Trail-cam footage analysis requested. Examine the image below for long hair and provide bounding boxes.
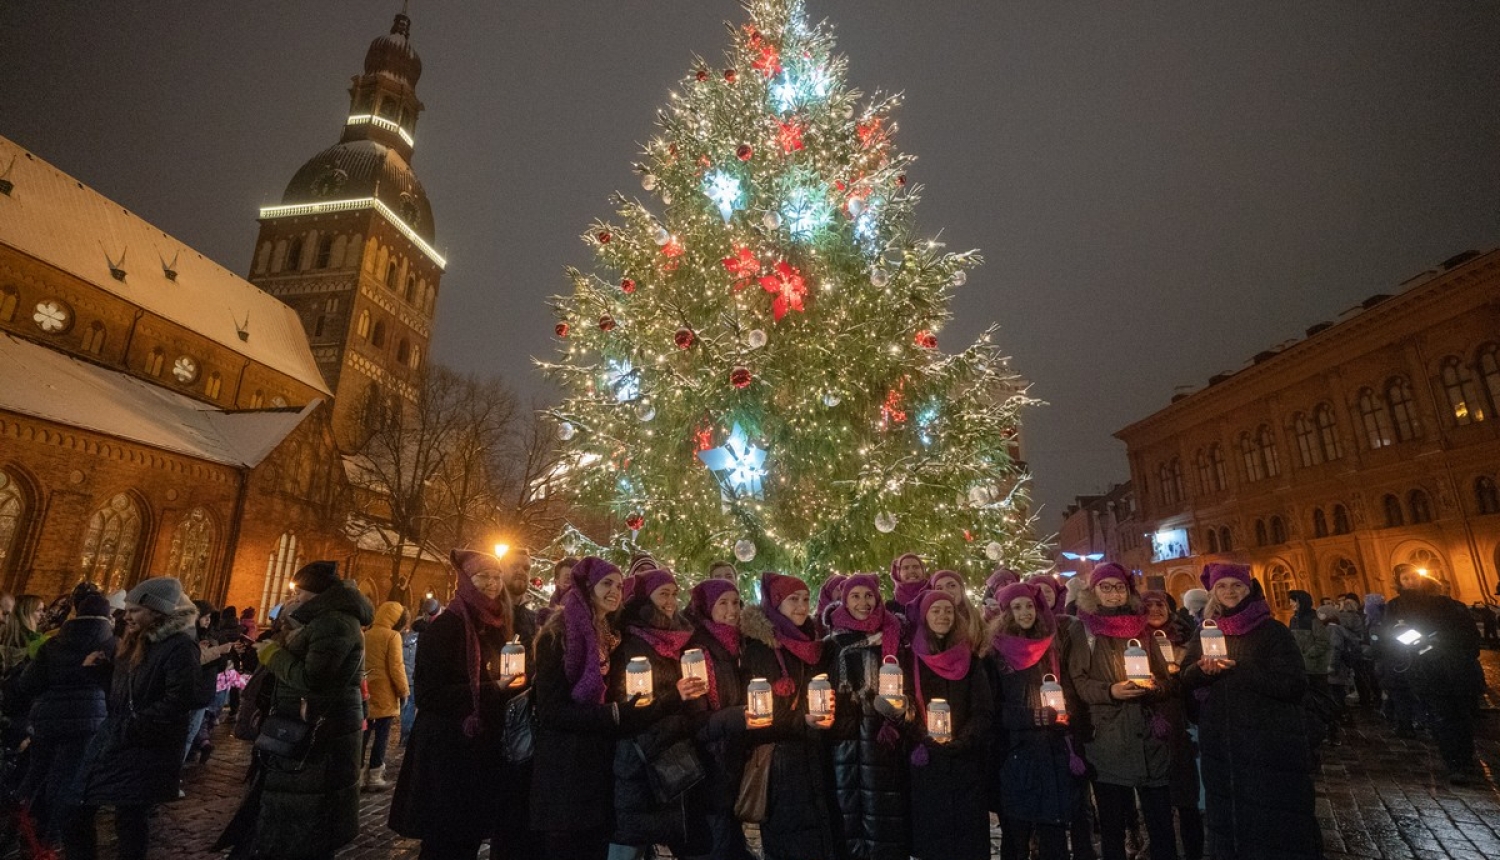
[920,603,975,654]
[1,594,44,649]
[117,608,168,668]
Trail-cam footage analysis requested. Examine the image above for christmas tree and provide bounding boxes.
[541,0,1044,583]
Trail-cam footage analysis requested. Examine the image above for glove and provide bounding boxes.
[618,696,661,733]
[1032,706,1058,727]
[872,694,905,720]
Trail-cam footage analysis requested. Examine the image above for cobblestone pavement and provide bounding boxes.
[94,651,1500,859]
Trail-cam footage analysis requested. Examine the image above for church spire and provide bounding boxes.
[341,6,424,161]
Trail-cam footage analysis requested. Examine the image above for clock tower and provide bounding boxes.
[247,8,441,449]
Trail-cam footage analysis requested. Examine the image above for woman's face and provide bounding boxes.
[926,601,955,636]
[845,585,877,620]
[1341,597,1359,613]
[1095,578,1129,609]
[1144,598,1170,627]
[197,613,213,630]
[553,563,574,590]
[650,583,680,617]
[936,577,965,602]
[28,604,44,629]
[1009,596,1037,631]
[710,591,742,626]
[593,573,623,614]
[709,564,737,582]
[1213,579,1250,609]
[897,556,926,584]
[124,605,156,634]
[1398,568,1421,590]
[778,590,810,626]
[469,568,505,601]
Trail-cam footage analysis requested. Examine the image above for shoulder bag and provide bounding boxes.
[502,689,536,763]
[734,743,774,823]
[635,736,705,803]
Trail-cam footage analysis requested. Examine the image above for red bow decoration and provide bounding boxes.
[753,45,782,78]
[777,120,805,154]
[758,261,809,321]
[722,246,761,290]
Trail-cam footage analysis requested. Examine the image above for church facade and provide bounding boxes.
[0,9,452,614]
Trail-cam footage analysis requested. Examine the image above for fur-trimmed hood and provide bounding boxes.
[740,604,779,649]
[147,599,199,643]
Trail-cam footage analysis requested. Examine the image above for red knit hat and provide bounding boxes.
[761,572,809,609]
[1087,562,1134,591]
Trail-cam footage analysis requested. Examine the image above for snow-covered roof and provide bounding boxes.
[0,332,315,468]
[343,514,444,563]
[0,136,330,395]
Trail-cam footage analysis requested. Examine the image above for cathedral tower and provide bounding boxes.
[248,8,441,449]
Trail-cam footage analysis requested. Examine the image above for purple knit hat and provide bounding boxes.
[690,579,738,620]
[890,552,925,583]
[761,572,809,609]
[985,568,1020,597]
[842,573,884,603]
[815,574,849,617]
[1088,562,1134,592]
[1200,562,1253,591]
[633,568,677,603]
[929,570,965,594]
[570,556,620,593]
[994,581,1046,613]
[916,589,957,624]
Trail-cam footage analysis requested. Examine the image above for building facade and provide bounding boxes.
[1054,482,1149,583]
[1116,248,1500,614]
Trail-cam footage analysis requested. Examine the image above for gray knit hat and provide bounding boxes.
[126,576,184,615]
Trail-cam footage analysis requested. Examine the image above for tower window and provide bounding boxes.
[314,315,327,338]
[1332,505,1352,535]
[146,348,165,377]
[357,310,371,340]
[1477,476,1500,515]
[81,321,106,355]
[371,320,387,349]
[1382,494,1404,528]
[404,275,416,304]
[314,236,334,269]
[1386,378,1422,442]
[1313,508,1328,538]
[396,339,410,365]
[1408,489,1434,524]
[205,372,222,400]
[386,262,399,289]
[250,390,265,409]
[0,286,16,322]
[286,237,304,273]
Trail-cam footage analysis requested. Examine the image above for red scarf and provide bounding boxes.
[698,621,742,710]
[993,631,1056,673]
[447,576,512,738]
[766,606,822,695]
[629,625,693,661]
[1079,608,1148,640]
[830,604,901,662]
[912,633,972,715]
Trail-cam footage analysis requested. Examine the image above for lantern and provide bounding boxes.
[1040,673,1068,723]
[878,655,904,697]
[500,636,526,686]
[680,648,707,683]
[1201,619,1228,658]
[1124,639,1153,687]
[926,698,953,743]
[1152,629,1178,666]
[809,674,835,719]
[626,656,654,705]
[747,677,774,728]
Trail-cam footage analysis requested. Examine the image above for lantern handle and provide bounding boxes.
[1126,638,1143,648]
[881,654,899,666]
[1042,673,1059,684]
[1152,629,1168,639]
[1202,619,1220,631]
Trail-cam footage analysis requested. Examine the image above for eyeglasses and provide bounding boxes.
[1096,583,1128,594]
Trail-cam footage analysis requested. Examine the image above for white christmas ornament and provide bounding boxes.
[747,329,768,350]
[557,422,577,441]
[874,512,898,534]
[870,268,890,288]
[952,270,967,287]
[985,541,1004,562]
[661,190,673,205]
[642,173,658,191]
[734,540,757,563]
[762,210,782,230]
[635,401,656,422]
[654,226,671,246]
[822,392,842,408]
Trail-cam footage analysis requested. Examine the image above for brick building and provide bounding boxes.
[0,9,454,613]
[1054,482,1149,582]
[1115,248,1500,614]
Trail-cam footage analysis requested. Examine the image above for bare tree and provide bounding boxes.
[490,400,574,551]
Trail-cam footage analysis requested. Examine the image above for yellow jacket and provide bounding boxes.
[363,601,410,719]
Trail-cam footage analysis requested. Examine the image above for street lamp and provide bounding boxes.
[493,543,510,559]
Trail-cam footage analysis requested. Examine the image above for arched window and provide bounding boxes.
[250,390,265,409]
[1270,516,1287,544]
[1255,519,1269,546]
[164,508,214,598]
[409,344,421,370]
[205,372,222,400]
[285,237,304,273]
[313,315,326,338]
[1480,345,1500,418]
[1476,476,1500,516]
[1386,378,1422,442]
[1219,526,1233,552]
[1382,494,1404,528]
[0,470,26,579]
[1240,433,1264,483]
[81,321,106,354]
[260,532,301,621]
[385,261,399,289]
[1293,413,1320,468]
[396,339,411,366]
[1206,528,1220,554]
[1332,504,1352,535]
[1313,508,1329,538]
[1195,449,1212,495]
[80,493,142,593]
[0,286,16,322]
[314,235,334,270]
[1169,459,1185,504]
[1314,403,1342,462]
[1267,564,1294,613]
[1258,425,1281,478]
[1210,444,1227,491]
[371,320,387,349]
[145,348,165,377]
[1440,357,1485,425]
[1357,389,1392,449]
[1405,548,1449,592]
[404,275,417,304]
[1408,489,1434,524]
[357,310,371,340]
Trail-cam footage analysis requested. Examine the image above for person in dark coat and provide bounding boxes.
[739,572,837,860]
[826,572,911,860]
[886,553,929,630]
[685,578,754,860]
[1179,563,1319,860]
[989,581,1083,860]
[19,593,116,842]
[63,577,203,860]
[1066,564,1180,860]
[530,557,638,860]
[1143,590,1203,860]
[246,561,373,860]
[606,569,710,858]
[186,599,236,765]
[1383,564,1484,783]
[905,589,992,860]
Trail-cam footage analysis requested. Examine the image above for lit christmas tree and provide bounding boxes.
[541,0,1044,583]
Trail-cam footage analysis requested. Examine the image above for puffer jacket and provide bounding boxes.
[826,627,910,860]
[363,601,409,719]
[21,615,116,740]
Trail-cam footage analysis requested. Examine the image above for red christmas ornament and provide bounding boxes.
[599,314,616,332]
[857,118,885,148]
[737,144,754,162]
[915,330,938,349]
[882,378,908,425]
[626,513,645,532]
[621,278,637,294]
[531,577,544,587]
[723,68,738,83]
[674,327,696,349]
[730,366,753,389]
[753,45,782,78]
[896,174,908,187]
[722,246,761,290]
[695,68,709,82]
[597,230,612,244]
[964,530,974,543]
[554,322,570,338]
[777,120,805,154]
[758,260,809,321]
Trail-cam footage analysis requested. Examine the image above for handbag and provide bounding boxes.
[502,690,535,763]
[254,698,322,770]
[635,737,705,803]
[733,743,774,823]
[232,666,275,741]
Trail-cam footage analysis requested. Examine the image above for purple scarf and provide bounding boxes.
[766,606,822,696]
[629,624,693,660]
[1214,597,1272,636]
[447,572,513,738]
[562,586,609,705]
[699,620,742,709]
[993,631,1056,673]
[1079,608,1148,640]
[830,604,902,662]
[893,579,927,609]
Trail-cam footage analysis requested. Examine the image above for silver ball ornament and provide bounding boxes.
[747,329,768,350]
[557,422,577,441]
[734,539,757,563]
[870,267,890,288]
[641,173,658,191]
[985,541,1004,562]
[874,512,898,534]
[762,210,782,230]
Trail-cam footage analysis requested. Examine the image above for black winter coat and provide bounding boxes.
[21,616,115,741]
[1384,590,1483,699]
[529,613,623,835]
[991,650,1081,826]
[688,626,749,816]
[1180,612,1319,860]
[739,607,837,860]
[826,629,910,860]
[75,607,201,807]
[388,605,535,847]
[906,652,993,860]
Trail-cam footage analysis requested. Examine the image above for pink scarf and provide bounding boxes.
[912,633,972,715]
[698,621,742,710]
[1079,608,1148,640]
[830,604,901,662]
[893,579,927,608]
[629,624,692,660]
[447,573,512,738]
[993,631,1056,673]
[1215,597,1272,636]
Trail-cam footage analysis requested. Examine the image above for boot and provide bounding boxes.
[362,764,389,792]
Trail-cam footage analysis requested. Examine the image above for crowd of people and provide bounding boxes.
[0,549,1484,860]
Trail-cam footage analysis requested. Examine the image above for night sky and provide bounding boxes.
[5,2,1499,529]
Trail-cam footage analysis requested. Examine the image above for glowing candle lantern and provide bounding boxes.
[626,657,654,705]
[878,655,903,697]
[680,648,707,683]
[1153,629,1178,666]
[747,677,774,727]
[1201,619,1228,658]
[500,636,526,686]
[1124,639,1153,686]
[926,698,952,742]
[1040,673,1068,723]
[809,674,834,719]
